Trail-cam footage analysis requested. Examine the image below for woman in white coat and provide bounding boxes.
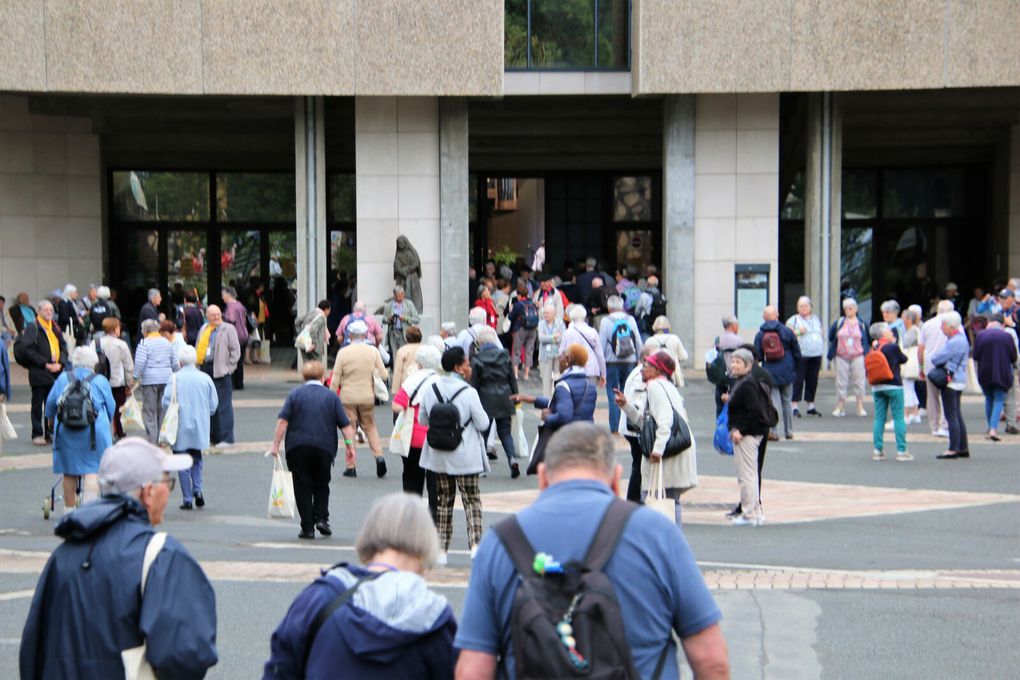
[614,351,697,525]
[644,316,689,387]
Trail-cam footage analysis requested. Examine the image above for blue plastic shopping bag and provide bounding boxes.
[713,403,733,455]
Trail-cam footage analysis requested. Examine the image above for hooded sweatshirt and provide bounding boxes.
[20,496,218,680]
[264,563,457,679]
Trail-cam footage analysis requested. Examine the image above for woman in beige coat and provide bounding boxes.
[615,351,697,526]
[330,320,389,478]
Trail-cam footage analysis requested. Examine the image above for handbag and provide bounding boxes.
[267,455,297,519]
[644,463,676,523]
[121,532,167,680]
[927,363,951,390]
[120,393,146,432]
[158,375,179,448]
[638,382,692,458]
[373,374,389,402]
[901,346,920,380]
[1,401,17,440]
[388,408,414,456]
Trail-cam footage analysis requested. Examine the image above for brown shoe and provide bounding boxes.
[32,436,48,446]
[767,432,779,442]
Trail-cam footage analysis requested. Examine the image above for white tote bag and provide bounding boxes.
[388,408,414,456]
[512,405,530,461]
[121,532,167,680]
[157,375,179,448]
[373,374,390,402]
[120,394,146,432]
[645,463,675,523]
[267,455,297,519]
[1,401,17,440]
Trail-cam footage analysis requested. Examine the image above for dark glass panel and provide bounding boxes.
[112,171,209,222]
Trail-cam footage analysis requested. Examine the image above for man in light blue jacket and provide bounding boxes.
[163,345,218,509]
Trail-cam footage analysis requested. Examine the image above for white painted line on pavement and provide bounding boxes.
[251,541,472,556]
[0,589,35,602]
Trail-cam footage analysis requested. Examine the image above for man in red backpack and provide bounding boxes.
[753,306,801,441]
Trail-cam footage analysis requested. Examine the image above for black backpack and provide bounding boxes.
[12,326,33,368]
[426,384,470,451]
[649,291,667,320]
[494,499,671,680]
[93,339,111,379]
[89,301,111,332]
[57,370,98,448]
[522,299,540,329]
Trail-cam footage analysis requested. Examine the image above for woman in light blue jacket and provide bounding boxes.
[163,345,218,509]
[786,296,824,417]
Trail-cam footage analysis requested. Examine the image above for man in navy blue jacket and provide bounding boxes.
[20,438,217,680]
[754,305,802,441]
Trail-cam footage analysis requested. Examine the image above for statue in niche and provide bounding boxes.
[393,235,423,312]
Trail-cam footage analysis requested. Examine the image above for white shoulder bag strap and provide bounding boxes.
[122,531,167,680]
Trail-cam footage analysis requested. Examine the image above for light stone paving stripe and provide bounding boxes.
[0,548,1015,590]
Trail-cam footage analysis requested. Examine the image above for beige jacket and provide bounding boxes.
[390,342,421,394]
[202,322,241,379]
[98,334,134,387]
[331,342,388,406]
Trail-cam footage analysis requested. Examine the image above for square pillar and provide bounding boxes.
[804,93,842,333]
[662,95,696,348]
[355,97,441,333]
[295,96,327,315]
[440,97,470,325]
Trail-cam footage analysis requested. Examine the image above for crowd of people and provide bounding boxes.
[9,264,1019,680]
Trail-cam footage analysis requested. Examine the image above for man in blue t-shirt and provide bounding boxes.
[455,422,729,680]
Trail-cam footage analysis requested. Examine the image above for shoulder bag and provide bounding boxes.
[121,532,167,680]
[638,382,692,458]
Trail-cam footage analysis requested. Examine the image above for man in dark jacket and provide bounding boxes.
[138,288,163,341]
[18,300,68,445]
[470,326,521,478]
[973,314,1019,440]
[753,305,801,441]
[20,438,217,680]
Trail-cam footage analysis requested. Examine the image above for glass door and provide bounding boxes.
[168,230,208,301]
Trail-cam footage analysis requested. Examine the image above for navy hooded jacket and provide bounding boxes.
[753,320,802,386]
[20,495,218,680]
[533,367,597,428]
[264,563,457,679]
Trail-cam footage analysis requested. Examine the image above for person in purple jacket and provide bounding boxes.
[264,493,456,680]
[972,313,1019,441]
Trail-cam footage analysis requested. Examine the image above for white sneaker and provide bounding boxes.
[730,516,763,527]
[918,408,927,418]
[896,451,914,462]
[872,450,887,461]
[832,408,846,417]
[884,421,894,431]
[857,409,868,417]
[436,552,448,566]
[934,428,950,438]
[470,545,478,560]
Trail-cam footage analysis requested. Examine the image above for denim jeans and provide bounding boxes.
[982,386,1007,431]
[494,416,517,465]
[872,388,906,453]
[605,362,635,433]
[174,450,204,503]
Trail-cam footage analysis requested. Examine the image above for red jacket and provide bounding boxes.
[474,298,498,328]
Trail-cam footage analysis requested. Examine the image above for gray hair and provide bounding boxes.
[606,295,624,312]
[221,286,237,299]
[936,300,954,314]
[474,325,499,346]
[731,348,754,368]
[72,345,99,370]
[62,284,78,299]
[424,335,446,354]
[38,300,54,313]
[652,315,671,332]
[544,423,616,478]
[177,345,198,366]
[468,307,487,326]
[543,303,557,314]
[842,298,858,311]
[941,311,962,329]
[880,300,900,314]
[797,295,812,308]
[902,308,920,324]
[97,285,111,299]
[869,322,889,341]
[722,314,739,330]
[147,288,160,302]
[140,319,160,336]
[568,304,587,323]
[353,300,367,313]
[393,285,405,296]
[355,493,440,569]
[908,304,923,319]
[585,257,597,270]
[415,345,442,371]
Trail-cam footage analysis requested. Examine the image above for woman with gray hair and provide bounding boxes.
[45,344,116,514]
[827,298,869,417]
[133,318,179,444]
[391,345,442,520]
[162,345,218,510]
[646,315,689,387]
[264,493,456,678]
[536,302,566,397]
[786,295,823,416]
[900,307,922,423]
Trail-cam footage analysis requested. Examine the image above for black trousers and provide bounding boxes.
[402,447,438,522]
[792,356,822,403]
[285,446,332,533]
[940,387,969,453]
[31,385,51,438]
[232,359,244,390]
[915,379,927,409]
[626,435,643,503]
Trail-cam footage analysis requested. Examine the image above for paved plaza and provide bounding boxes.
[1,360,1018,678]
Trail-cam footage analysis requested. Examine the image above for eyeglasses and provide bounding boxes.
[150,476,176,492]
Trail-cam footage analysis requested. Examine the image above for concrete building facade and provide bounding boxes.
[1,0,1018,357]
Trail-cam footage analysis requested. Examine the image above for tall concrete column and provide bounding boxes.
[804,93,842,334]
[439,98,470,324]
[295,96,327,315]
[662,95,696,346]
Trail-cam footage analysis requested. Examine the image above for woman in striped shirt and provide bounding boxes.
[133,319,179,444]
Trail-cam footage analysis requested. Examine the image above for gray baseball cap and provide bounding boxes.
[99,437,191,495]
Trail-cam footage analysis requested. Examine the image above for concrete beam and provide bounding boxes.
[440,98,470,326]
[662,95,696,347]
[295,96,327,316]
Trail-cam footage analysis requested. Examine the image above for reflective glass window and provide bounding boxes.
[327,174,356,224]
[168,231,208,299]
[216,173,295,222]
[271,231,298,287]
[614,176,653,222]
[597,0,629,68]
[112,171,210,222]
[531,0,596,69]
[882,169,965,219]
[221,230,261,288]
[842,170,877,219]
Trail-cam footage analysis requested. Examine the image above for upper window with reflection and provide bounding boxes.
[506,0,630,71]
[613,176,653,222]
[842,169,877,220]
[216,173,295,222]
[882,169,965,219]
[112,171,210,222]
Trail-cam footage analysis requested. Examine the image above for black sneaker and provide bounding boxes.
[725,506,741,519]
[1006,425,1019,435]
[315,521,332,536]
[194,492,205,508]
[792,408,801,418]
[342,468,357,478]
[806,408,822,417]
[376,458,387,478]
[298,530,316,540]
[179,501,193,510]
[486,449,498,461]
[511,462,520,479]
